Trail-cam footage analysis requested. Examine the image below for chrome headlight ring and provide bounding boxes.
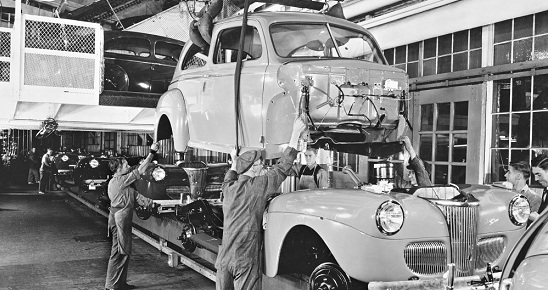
[508,194,530,226]
[152,166,166,181]
[89,159,99,168]
[376,200,405,236]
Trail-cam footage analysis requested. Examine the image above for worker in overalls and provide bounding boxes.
[215,118,306,290]
[104,142,158,290]
[296,147,329,189]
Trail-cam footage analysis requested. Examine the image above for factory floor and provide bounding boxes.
[0,184,215,290]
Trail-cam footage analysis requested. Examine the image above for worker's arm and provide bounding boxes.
[138,142,159,175]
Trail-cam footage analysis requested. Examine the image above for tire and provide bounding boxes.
[308,262,352,290]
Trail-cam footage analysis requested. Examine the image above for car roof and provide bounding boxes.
[104,30,185,46]
[219,11,366,31]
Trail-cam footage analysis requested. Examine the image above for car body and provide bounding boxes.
[499,207,548,290]
[53,152,80,188]
[145,183,528,288]
[155,11,408,159]
[73,156,111,191]
[103,31,185,94]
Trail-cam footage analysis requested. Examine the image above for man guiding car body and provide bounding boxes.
[104,142,159,290]
[215,117,307,290]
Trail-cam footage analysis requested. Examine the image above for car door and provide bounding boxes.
[195,22,268,151]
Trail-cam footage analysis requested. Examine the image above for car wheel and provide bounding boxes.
[308,262,351,290]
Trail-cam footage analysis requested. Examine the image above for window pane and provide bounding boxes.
[494,43,511,65]
[453,52,468,71]
[491,149,509,182]
[514,15,533,39]
[533,74,548,110]
[454,101,468,130]
[384,48,394,65]
[532,111,548,147]
[434,164,448,184]
[453,30,468,52]
[513,38,533,63]
[435,134,449,161]
[437,103,451,131]
[407,62,419,78]
[510,149,530,164]
[512,77,531,111]
[536,10,548,35]
[421,104,434,131]
[469,49,482,69]
[451,166,466,184]
[423,59,436,76]
[437,55,451,74]
[408,42,419,62]
[534,35,548,60]
[452,133,467,162]
[493,114,510,148]
[512,113,531,148]
[395,64,406,71]
[395,45,406,64]
[494,19,512,43]
[155,41,183,62]
[424,38,437,58]
[420,134,433,161]
[494,80,511,113]
[470,27,482,49]
[438,34,452,55]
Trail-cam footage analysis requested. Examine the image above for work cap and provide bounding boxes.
[235,149,263,174]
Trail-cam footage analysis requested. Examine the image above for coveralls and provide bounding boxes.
[297,163,329,189]
[39,152,53,192]
[215,147,298,290]
[394,156,433,188]
[105,168,152,290]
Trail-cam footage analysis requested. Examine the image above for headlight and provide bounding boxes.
[152,167,166,181]
[61,155,69,162]
[89,159,99,168]
[376,200,404,235]
[508,195,530,225]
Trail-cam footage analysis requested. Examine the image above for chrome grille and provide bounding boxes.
[436,202,479,277]
[404,241,447,275]
[475,236,505,270]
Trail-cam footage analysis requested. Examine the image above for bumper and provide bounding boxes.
[368,272,500,290]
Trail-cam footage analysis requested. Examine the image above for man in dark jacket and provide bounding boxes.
[27,147,40,184]
[104,142,158,290]
[215,118,306,290]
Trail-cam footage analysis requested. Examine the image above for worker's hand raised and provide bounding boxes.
[150,142,159,152]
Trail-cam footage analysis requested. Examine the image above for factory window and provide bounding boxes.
[332,151,359,173]
[383,27,481,78]
[87,132,100,145]
[104,132,116,151]
[384,42,419,78]
[422,27,482,76]
[490,74,548,183]
[494,11,548,65]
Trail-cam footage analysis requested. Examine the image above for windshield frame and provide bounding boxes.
[269,21,387,64]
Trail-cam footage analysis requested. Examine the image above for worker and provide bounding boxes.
[38,148,54,194]
[104,142,159,290]
[531,154,548,220]
[504,161,541,222]
[215,117,306,290]
[294,147,329,189]
[394,136,432,188]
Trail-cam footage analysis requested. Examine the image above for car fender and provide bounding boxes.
[263,190,451,282]
[155,89,189,152]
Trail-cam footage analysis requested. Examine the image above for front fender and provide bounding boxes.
[155,89,189,152]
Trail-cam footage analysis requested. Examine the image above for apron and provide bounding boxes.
[298,165,319,189]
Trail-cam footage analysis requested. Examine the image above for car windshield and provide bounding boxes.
[270,23,385,64]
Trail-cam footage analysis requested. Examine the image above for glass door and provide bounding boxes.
[412,84,483,184]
